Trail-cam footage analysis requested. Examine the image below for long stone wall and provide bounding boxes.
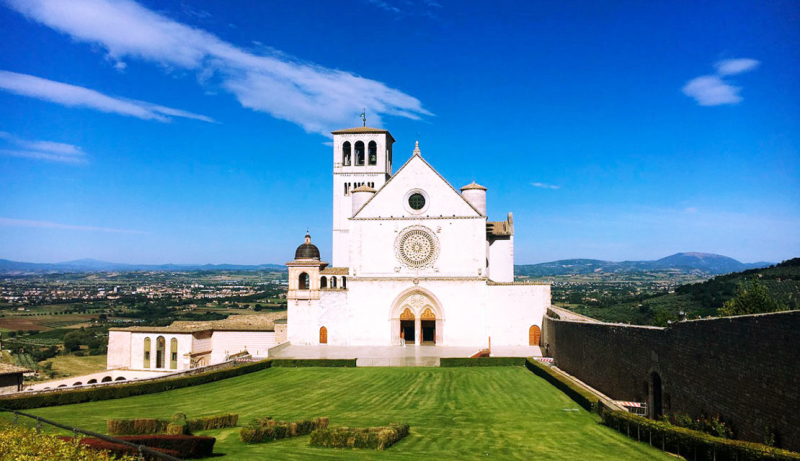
[542,308,800,451]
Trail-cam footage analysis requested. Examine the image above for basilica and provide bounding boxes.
[287,126,550,348]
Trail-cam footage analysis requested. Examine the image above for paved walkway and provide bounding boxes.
[271,345,542,367]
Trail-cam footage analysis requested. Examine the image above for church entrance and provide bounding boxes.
[391,290,444,346]
[421,320,436,344]
[400,320,415,344]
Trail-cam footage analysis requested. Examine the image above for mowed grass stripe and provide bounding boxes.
[16,367,671,460]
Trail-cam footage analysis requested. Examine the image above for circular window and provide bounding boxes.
[408,193,426,210]
[395,226,440,269]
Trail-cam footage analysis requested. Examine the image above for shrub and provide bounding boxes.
[0,359,272,410]
[524,358,599,412]
[440,357,526,367]
[108,413,238,436]
[0,423,135,461]
[107,418,168,435]
[65,437,179,461]
[116,435,216,459]
[602,410,800,461]
[239,416,329,444]
[271,359,356,367]
[309,423,409,450]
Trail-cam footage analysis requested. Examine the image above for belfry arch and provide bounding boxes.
[389,288,444,345]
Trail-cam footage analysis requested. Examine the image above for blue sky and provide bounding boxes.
[0,0,798,265]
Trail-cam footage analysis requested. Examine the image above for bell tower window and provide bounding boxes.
[355,141,365,166]
[368,141,377,165]
[342,141,351,166]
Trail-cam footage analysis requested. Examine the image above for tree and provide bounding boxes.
[63,331,82,352]
[717,277,787,316]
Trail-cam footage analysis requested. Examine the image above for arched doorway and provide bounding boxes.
[319,326,328,344]
[389,288,444,346]
[529,325,541,346]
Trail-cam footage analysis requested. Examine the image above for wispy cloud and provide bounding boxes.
[0,132,88,163]
[0,217,146,234]
[367,0,401,14]
[0,70,215,123]
[531,182,560,190]
[682,57,760,106]
[5,0,431,136]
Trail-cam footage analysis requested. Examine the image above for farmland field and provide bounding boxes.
[39,354,108,378]
[14,367,671,460]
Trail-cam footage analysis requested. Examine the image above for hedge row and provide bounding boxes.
[271,359,357,367]
[524,358,598,412]
[309,423,410,450]
[108,413,239,436]
[439,357,526,367]
[602,410,800,461]
[239,416,329,444]
[0,360,273,410]
[59,437,178,461]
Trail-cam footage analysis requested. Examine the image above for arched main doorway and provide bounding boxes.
[389,289,444,346]
[529,325,541,346]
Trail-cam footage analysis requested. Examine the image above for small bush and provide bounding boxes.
[309,423,409,451]
[272,359,356,367]
[0,423,135,461]
[66,437,179,461]
[186,413,239,432]
[117,435,216,459]
[602,410,800,461]
[107,418,168,435]
[440,357,526,367]
[239,416,329,444]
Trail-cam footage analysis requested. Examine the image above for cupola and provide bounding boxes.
[294,233,321,260]
[460,181,487,216]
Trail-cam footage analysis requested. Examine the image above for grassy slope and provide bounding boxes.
[17,367,670,460]
[40,355,108,378]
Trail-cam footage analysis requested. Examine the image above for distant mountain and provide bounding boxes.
[516,253,773,277]
[0,258,286,274]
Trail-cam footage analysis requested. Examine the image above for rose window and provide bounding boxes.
[395,226,439,269]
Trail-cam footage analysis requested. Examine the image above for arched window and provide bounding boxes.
[342,276,346,289]
[368,141,377,165]
[320,276,327,288]
[319,326,328,344]
[170,338,178,369]
[529,325,541,346]
[101,376,112,383]
[143,337,151,368]
[342,141,351,166]
[115,376,126,381]
[299,272,309,290]
[355,141,365,166]
[73,382,82,386]
[156,336,166,368]
[87,379,97,384]
[331,276,337,288]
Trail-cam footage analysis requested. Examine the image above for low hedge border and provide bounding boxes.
[240,416,329,444]
[439,357,526,367]
[272,359,357,368]
[309,423,409,450]
[602,410,800,461]
[116,435,216,459]
[108,413,239,435]
[524,358,599,412]
[59,436,178,461]
[0,360,272,410]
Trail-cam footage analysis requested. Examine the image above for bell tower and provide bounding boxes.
[330,126,395,268]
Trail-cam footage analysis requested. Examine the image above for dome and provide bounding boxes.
[294,233,320,260]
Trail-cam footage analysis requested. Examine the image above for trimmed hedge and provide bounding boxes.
[116,435,216,459]
[108,412,239,435]
[0,360,272,410]
[60,437,179,461]
[602,410,800,461]
[524,358,599,412]
[240,416,329,444]
[309,423,410,450]
[271,359,357,367]
[440,357,526,367]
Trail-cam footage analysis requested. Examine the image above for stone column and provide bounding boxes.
[415,318,421,346]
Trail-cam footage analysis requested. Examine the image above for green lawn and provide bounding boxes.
[15,367,670,460]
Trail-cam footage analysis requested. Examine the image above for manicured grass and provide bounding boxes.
[13,367,671,460]
[40,354,108,378]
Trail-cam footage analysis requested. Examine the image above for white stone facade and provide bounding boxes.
[287,127,550,348]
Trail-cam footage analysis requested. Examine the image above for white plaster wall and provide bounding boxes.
[29,369,173,391]
[192,331,212,353]
[107,330,131,369]
[288,291,348,345]
[488,237,514,282]
[129,332,192,371]
[209,331,277,363]
[274,323,287,344]
[487,284,550,346]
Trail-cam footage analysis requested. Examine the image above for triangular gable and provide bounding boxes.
[353,154,482,219]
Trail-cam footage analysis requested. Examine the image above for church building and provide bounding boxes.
[287,126,550,347]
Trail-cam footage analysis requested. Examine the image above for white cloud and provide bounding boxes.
[0,217,146,234]
[0,132,88,163]
[682,57,759,106]
[682,75,742,106]
[4,0,431,136]
[715,58,760,76]
[531,182,560,190]
[0,71,215,123]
